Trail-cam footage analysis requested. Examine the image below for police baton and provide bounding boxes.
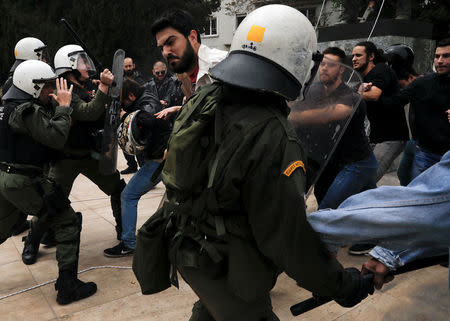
[290,254,448,316]
[60,18,104,73]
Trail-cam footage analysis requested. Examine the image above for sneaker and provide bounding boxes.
[120,167,137,175]
[103,242,134,257]
[348,243,375,255]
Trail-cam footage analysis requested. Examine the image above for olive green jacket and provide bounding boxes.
[7,102,72,170]
[162,83,359,300]
[62,88,110,157]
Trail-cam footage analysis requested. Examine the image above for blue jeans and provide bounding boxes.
[397,139,416,186]
[121,160,161,249]
[411,146,443,181]
[319,153,378,210]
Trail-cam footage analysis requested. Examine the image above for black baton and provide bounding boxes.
[290,254,448,316]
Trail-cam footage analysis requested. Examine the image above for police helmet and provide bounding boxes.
[210,4,319,101]
[117,110,146,155]
[3,60,56,101]
[385,44,414,73]
[9,37,47,73]
[54,44,96,77]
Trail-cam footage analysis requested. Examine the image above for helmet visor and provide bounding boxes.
[69,51,97,78]
[34,45,48,62]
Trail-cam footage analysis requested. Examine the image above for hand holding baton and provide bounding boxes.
[290,255,448,316]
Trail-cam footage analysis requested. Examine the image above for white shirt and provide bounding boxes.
[195,44,228,90]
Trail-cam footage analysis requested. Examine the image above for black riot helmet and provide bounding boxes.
[385,44,414,76]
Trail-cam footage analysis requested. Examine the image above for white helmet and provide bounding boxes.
[14,37,47,61]
[3,60,56,100]
[54,44,96,76]
[117,110,146,155]
[210,4,320,100]
[9,37,47,74]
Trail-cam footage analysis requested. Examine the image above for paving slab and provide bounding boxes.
[0,155,448,320]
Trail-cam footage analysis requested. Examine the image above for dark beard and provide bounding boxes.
[169,41,196,74]
[124,70,134,77]
[355,61,369,73]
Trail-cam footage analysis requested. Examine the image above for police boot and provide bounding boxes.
[22,232,40,265]
[55,270,97,305]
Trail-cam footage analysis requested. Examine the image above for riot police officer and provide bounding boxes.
[22,45,126,264]
[0,60,97,304]
[133,5,373,321]
[2,37,47,96]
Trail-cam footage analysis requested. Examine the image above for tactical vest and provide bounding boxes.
[67,83,105,150]
[0,101,52,166]
[133,83,297,300]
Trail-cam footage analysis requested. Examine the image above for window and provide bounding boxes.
[204,16,218,36]
[236,14,246,29]
[299,7,317,25]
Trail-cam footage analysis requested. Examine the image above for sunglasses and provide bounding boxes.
[155,70,166,76]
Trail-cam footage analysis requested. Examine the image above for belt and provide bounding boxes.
[0,163,42,177]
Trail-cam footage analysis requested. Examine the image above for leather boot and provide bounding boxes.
[55,270,97,305]
[22,233,40,265]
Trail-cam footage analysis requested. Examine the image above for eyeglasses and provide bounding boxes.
[155,70,166,76]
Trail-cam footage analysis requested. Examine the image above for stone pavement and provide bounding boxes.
[0,155,448,321]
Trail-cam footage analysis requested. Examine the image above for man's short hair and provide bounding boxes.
[151,9,201,44]
[122,78,144,100]
[437,38,450,48]
[355,41,386,64]
[153,60,167,69]
[397,67,418,80]
[323,47,346,62]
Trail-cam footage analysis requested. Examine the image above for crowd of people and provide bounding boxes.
[0,4,448,320]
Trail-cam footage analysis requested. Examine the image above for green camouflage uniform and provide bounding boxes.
[31,87,125,241]
[0,102,81,271]
[133,83,364,321]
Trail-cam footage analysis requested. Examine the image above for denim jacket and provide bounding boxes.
[307,151,450,285]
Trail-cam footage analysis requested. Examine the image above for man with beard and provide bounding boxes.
[124,57,146,85]
[290,47,377,211]
[151,9,227,120]
[349,41,409,255]
[352,41,408,186]
[379,38,450,178]
[0,61,97,304]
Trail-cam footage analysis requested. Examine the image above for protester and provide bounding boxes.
[290,47,377,210]
[104,78,170,257]
[150,9,227,120]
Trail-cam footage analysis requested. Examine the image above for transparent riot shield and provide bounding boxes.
[288,57,363,197]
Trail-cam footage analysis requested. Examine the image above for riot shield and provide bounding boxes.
[288,57,363,196]
[99,49,125,175]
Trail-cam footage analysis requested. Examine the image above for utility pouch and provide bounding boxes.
[31,178,71,215]
[133,205,171,295]
[227,237,277,302]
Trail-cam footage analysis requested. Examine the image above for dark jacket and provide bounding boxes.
[145,74,182,106]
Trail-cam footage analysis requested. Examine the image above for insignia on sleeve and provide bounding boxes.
[283,160,305,177]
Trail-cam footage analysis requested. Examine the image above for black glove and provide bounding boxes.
[334,267,374,308]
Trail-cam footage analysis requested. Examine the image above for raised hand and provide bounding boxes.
[50,77,73,107]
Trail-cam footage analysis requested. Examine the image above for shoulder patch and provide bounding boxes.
[283,160,305,177]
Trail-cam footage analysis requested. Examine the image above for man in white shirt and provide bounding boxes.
[151,9,227,120]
